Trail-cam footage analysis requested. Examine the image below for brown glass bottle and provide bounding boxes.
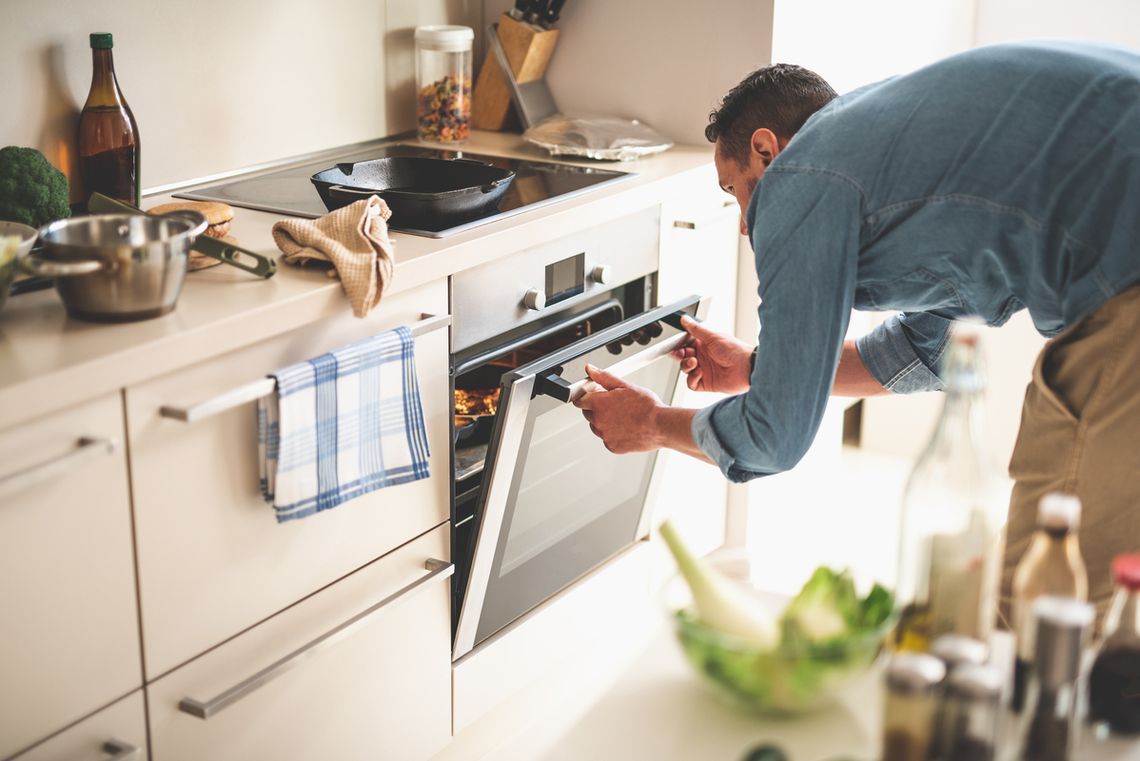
[77,33,140,209]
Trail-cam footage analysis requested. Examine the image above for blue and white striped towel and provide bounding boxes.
[257,326,431,523]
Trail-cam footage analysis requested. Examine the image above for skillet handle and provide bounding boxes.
[327,184,379,201]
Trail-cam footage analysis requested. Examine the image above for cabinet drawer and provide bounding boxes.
[147,523,452,761]
[126,280,450,677]
[0,393,141,760]
[11,691,147,761]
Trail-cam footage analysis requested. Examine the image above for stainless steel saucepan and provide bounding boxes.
[29,211,207,322]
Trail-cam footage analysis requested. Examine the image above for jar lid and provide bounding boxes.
[930,634,990,671]
[1038,493,1081,529]
[946,663,1004,702]
[1112,554,1140,590]
[414,25,474,51]
[885,652,946,695]
[90,33,114,49]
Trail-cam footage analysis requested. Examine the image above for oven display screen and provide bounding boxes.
[545,253,585,306]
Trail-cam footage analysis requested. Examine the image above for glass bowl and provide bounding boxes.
[663,552,894,715]
[0,221,37,314]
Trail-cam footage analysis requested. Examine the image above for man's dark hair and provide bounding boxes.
[706,63,837,166]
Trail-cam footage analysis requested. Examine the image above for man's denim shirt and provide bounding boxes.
[692,41,1140,483]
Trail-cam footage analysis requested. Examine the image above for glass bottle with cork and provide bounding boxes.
[78,32,140,209]
[1088,554,1140,738]
[893,323,1009,652]
[1010,493,1088,712]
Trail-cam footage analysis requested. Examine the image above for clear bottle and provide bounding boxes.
[1088,554,1140,737]
[1019,596,1095,761]
[882,652,946,761]
[414,25,473,144]
[894,325,1008,652]
[77,33,140,208]
[1011,493,1088,712]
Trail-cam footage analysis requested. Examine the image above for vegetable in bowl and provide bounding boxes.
[660,520,895,714]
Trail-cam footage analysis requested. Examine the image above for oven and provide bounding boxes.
[449,206,706,660]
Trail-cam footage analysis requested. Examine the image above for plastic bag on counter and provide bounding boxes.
[523,115,673,162]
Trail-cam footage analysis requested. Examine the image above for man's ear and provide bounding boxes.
[749,128,783,166]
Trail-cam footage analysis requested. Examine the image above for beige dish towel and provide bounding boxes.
[271,196,395,318]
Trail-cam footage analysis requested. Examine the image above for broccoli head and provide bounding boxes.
[0,146,71,228]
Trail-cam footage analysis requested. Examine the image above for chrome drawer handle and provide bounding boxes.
[178,559,454,720]
[101,739,140,760]
[0,436,117,498]
[672,199,737,230]
[159,313,451,423]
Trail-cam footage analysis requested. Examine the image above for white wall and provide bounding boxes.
[0,0,477,193]
[974,0,1140,47]
[482,0,775,145]
[771,0,977,93]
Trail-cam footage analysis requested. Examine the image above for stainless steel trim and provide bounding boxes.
[452,375,536,661]
[561,331,690,403]
[635,296,711,541]
[101,739,140,760]
[179,558,453,719]
[143,132,416,196]
[0,436,117,498]
[672,199,738,230]
[159,313,451,423]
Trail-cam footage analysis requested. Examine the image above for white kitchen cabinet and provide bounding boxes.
[147,523,451,761]
[10,691,148,761]
[0,393,142,760]
[650,174,741,570]
[125,279,451,678]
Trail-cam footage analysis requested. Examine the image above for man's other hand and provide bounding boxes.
[670,315,754,394]
[573,364,663,454]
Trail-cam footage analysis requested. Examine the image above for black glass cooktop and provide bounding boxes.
[178,143,632,239]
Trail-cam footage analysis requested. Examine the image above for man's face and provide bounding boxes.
[714,134,778,237]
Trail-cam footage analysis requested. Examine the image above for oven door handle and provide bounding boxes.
[538,329,692,403]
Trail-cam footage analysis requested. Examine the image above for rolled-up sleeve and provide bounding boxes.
[692,168,862,483]
[855,312,952,393]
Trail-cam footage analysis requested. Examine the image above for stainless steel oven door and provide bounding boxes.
[453,294,706,660]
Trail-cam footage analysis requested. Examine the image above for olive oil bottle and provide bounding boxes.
[77,33,140,209]
[893,325,1008,652]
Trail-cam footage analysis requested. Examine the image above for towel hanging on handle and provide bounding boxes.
[258,325,430,523]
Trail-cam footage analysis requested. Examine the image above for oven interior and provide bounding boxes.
[450,278,651,634]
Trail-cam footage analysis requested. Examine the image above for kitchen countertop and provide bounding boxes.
[0,132,715,430]
[506,623,1140,761]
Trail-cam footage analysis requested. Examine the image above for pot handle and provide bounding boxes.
[327,184,379,201]
[21,255,104,277]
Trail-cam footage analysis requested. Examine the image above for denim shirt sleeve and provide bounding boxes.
[691,168,861,483]
[854,312,951,393]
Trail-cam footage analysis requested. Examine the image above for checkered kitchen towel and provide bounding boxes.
[258,326,430,523]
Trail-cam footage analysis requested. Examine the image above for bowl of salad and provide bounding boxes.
[660,521,895,715]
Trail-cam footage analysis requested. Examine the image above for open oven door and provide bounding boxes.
[453,294,708,660]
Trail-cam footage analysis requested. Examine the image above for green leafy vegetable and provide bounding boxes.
[659,520,777,648]
[0,146,71,227]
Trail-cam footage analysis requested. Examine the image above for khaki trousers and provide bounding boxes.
[1002,283,1140,622]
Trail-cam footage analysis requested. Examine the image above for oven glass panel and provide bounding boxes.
[473,312,690,645]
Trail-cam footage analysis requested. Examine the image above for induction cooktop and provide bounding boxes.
[178,143,633,239]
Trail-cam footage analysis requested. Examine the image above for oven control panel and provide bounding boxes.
[451,206,660,352]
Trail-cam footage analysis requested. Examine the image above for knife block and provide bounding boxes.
[472,13,559,131]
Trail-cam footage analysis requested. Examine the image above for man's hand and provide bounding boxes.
[671,315,754,394]
[573,364,663,454]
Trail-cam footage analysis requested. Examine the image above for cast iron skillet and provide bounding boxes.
[310,157,515,228]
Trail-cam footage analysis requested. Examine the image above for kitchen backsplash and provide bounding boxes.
[0,0,479,192]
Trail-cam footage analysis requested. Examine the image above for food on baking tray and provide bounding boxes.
[454,387,500,417]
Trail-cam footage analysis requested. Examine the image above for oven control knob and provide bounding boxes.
[590,264,613,285]
[523,288,547,311]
